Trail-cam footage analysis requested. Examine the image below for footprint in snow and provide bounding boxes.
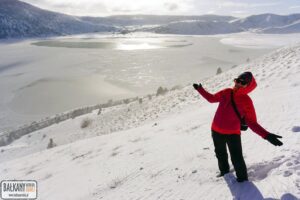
[248,155,286,181]
[292,126,300,133]
[282,153,300,178]
[283,170,293,177]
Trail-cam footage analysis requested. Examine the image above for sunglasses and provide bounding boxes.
[234,78,247,85]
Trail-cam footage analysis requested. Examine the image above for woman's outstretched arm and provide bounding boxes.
[193,83,222,103]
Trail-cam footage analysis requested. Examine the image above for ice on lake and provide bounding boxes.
[0,33,296,131]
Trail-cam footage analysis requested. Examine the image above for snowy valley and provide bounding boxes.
[1,0,300,199]
[0,41,299,199]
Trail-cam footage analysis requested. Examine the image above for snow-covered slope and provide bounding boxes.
[0,0,116,39]
[231,13,300,30]
[137,14,300,35]
[0,44,300,199]
[262,20,300,34]
[81,14,236,27]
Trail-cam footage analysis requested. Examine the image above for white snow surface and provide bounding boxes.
[220,32,300,49]
[0,44,300,200]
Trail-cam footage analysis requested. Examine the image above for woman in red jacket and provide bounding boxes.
[193,72,283,182]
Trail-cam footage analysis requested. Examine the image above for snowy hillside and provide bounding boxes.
[0,0,116,39]
[231,13,300,30]
[135,13,300,35]
[2,0,300,39]
[146,20,242,35]
[0,43,300,199]
[262,20,300,34]
[81,14,236,27]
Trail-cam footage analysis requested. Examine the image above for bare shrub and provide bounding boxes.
[47,138,56,149]
[156,86,168,96]
[123,99,130,104]
[81,118,92,129]
[216,67,222,75]
[107,99,113,106]
[109,178,123,189]
[139,98,143,104]
[111,151,119,157]
[97,108,102,115]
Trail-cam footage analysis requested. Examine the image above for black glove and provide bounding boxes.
[193,83,202,90]
[265,133,283,146]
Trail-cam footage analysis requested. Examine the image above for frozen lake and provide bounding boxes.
[0,32,299,131]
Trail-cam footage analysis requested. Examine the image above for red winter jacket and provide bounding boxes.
[196,76,269,138]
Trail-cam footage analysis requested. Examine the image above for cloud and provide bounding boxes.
[19,0,297,17]
[232,10,249,14]
[21,0,192,16]
[23,0,109,16]
[206,10,216,14]
[218,1,281,9]
[110,7,140,13]
[231,10,250,17]
[290,5,300,9]
[164,3,179,11]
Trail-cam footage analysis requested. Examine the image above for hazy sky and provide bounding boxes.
[22,0,300,17]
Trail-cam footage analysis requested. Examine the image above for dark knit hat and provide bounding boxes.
[237,72,253,85]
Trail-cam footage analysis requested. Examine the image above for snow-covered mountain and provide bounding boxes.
[145,13,300,35]
[0,42,299,199]
[0,0,238,38]
[262,20,300,34]
[231,13,300,30]
[145,20,242,35]
[81,14,236,26]
[2,0,300,38]
[0,0,116,39]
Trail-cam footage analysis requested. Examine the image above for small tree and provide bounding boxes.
[216,67,222,75]
[47,138,56,149]
[139,98,143,104]
[123,99,130,104]
[97,108,102,115]
[120,29,130,35]
[156,86,168,96]
[107,99,113,107]
[81,118,92,128]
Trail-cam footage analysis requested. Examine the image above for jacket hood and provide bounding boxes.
[235,72,257,94]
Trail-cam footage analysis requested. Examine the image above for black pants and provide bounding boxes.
[211,130,248,179]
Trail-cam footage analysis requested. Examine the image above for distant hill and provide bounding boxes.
[261,20,300,34]
[81,14,236,26]
[1,0,300,38]
[145,13,300,35]
[144,20,242,35]
[231,13,300,29]
[0,0,116,39]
